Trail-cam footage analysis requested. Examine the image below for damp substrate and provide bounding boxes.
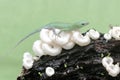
[17,33,120,80]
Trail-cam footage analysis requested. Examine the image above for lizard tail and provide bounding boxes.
[15,29,41,47]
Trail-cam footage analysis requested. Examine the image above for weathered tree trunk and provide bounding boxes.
[17,33,120,80]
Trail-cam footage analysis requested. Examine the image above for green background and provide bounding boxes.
[0,0,120,80]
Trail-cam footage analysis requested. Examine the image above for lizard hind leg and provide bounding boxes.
[51,28,62,37]
[57,31,63,37]
[46,27,63,37]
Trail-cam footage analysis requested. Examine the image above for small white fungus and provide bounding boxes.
[102,57,113,68]
[109,27,120,40]
[72,31,91,46]
[40,29,53,44]
[62,41,75,50]
[41,43,62,56]
[49,29,71,46]
[23,52,34,69]
[87,29,100,40]
[23,52,33,59]
[32,40,45,57]
[104,33,112,40]
[102,56,120,77]
[45,67,55,77]
[106,63,120,77]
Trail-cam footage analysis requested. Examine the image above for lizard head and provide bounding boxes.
[74,21,89,27]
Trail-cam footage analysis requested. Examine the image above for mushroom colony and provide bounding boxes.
[22,27,120,77]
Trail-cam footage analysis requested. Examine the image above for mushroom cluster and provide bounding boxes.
[22,26,120,77]
[32,29,100,58]
[102,57,120,77]
[23,29,100,70]
[104,26,120,40]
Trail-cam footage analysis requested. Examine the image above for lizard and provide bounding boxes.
[16,21,89,47]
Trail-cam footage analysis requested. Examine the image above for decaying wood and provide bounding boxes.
[17,33,120,80]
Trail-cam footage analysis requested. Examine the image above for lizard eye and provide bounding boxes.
[81,23,85,25]
[81,22,89,25]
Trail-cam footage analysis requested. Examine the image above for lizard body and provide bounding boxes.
[16,21,89,47]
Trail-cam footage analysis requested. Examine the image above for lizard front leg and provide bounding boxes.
[50,28,61,37]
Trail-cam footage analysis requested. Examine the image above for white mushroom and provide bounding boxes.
[102,57,113,68]
[72,31,91,46]
[102,56,120,77]
[87,29,100,40]
[62,41,75,50]
[109,29,112,35]
[45,67,55,77]
[23,52,34,69]
[106,63,120,77]
[49,29,71,46]
[41,43,62,56]
[40,29,53,44]
[104,33,112,40]
[32,40,45,57]
[23,52,33,59]
[109,27,120,40]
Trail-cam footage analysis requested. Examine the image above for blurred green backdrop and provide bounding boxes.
[0,0,120,80]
